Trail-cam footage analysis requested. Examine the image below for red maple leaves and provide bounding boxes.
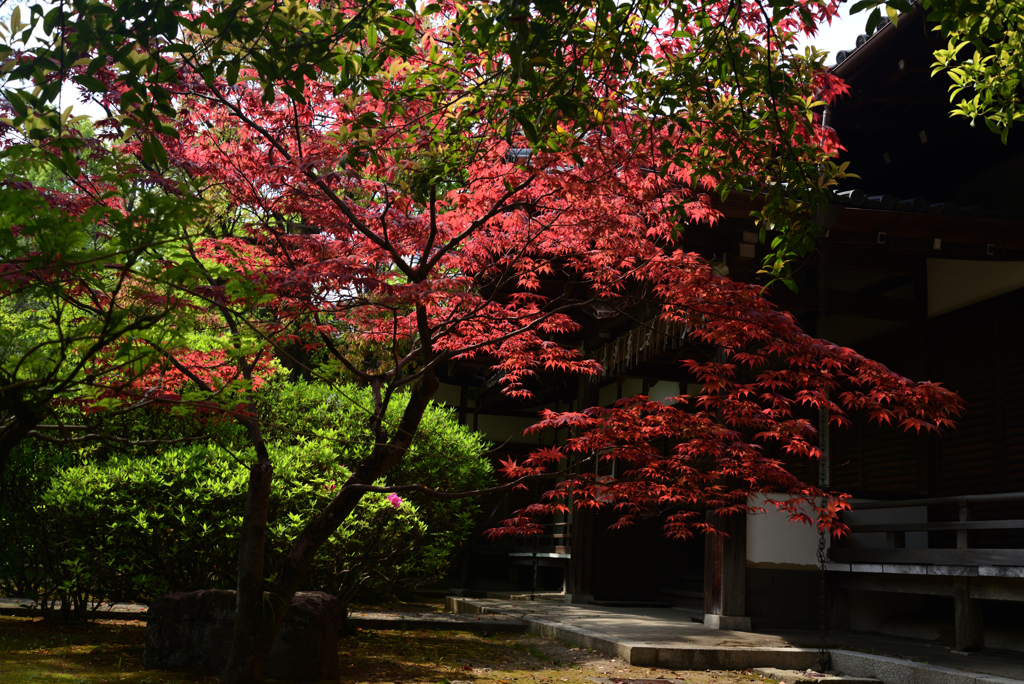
[485,255,962,538]
[45,0,961,540]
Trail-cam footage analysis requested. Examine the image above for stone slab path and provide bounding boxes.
[446,596,1024,684]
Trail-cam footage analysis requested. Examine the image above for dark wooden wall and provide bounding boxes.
[829,287,1024,500]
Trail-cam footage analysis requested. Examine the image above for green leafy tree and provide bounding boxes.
[853,0,1024,141]
[0,138,202,489]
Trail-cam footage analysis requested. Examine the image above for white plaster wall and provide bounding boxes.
[433,381,461,406]
[649,380,681,405]
[474,414,542,444]
[746,494,828,569]
[927,259,1024,317]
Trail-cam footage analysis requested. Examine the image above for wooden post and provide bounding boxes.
[832,586,850,631]
[566,378,597,604]
[953,577,984,651]
[886,531,906,548]
[703,511,749,629]
[567,504,593,602]
[458,384,468,426]
[957,500,970,550]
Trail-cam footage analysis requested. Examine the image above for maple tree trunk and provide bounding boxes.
[219,373,438,684]
[0,404,42,508]
[221,457,274,684]
[221,408,278,684]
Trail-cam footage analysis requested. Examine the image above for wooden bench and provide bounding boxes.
[828,492,1024,651]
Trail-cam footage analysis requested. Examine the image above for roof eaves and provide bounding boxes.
[830,3,925,80]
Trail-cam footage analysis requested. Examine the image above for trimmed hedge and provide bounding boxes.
[0,381,491,616]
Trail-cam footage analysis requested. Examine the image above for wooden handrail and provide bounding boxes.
[850,491,1024,510]
[829,547,1024,566]
[836,491,1024,568]
[849,519,1024,533]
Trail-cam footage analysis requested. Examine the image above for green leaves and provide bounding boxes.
[2,382,491,608]
[854,0,1024,142]
[0,128,206,433]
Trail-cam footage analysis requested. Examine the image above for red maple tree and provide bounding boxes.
[140,9,962,679]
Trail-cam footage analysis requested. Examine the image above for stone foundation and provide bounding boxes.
[144,589,341,681]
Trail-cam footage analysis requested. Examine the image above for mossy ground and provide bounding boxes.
[0,614,775,684]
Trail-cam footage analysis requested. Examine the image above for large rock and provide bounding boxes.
[144,589,341,681]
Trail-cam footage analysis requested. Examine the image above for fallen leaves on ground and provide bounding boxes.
[0,614,774,684]
[340,628,772,684]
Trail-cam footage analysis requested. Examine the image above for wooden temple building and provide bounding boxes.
[434,5,1024,655]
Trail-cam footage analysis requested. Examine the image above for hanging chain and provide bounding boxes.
[531,531,539,600]
[815,235,831,673]
[815,528,830,672]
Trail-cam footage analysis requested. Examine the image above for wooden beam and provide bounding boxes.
[834,573,1024,602]
[823,248,924,276]
[831,207,1024,250]
[831,547,1024,565]
[849,519,1024,533]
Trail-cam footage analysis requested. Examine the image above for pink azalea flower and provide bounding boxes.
[386,493,403,509]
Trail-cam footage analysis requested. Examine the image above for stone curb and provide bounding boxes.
[345,617,527,632]
[830,651,1023,684]
[345,611,527,633]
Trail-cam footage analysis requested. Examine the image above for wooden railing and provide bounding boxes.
[830,492,1024,567]
[508,522,572,595]
[509,521,572,557]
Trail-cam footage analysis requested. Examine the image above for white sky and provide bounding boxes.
[796,2,870,65]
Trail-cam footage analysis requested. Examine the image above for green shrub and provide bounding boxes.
[254,380,494,573]
[1,381,491,614]
[0,435,93,612]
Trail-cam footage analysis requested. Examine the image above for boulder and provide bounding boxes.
[144,589,341,681]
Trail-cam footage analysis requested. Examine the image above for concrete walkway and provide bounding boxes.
[446,596,1024,684]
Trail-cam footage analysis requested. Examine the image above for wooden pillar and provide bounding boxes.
[703,511,749,629]
[458,384,469,426]
[566,377,598,604]
[567,505,593,601]
[954,577,984,651]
